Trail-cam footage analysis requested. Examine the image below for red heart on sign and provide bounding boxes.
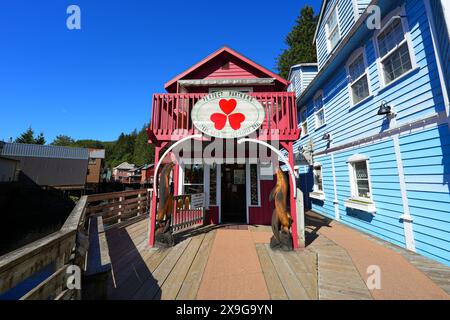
[219,99,237,115]
[210,113,227,130]
[228,113,245,130]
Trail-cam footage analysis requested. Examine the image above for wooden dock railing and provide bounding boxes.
[0,189,152,300]
[171,194,206,234]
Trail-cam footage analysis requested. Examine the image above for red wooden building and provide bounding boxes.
[147,47,301,248]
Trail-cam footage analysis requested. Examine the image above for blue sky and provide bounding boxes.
[0,0,320,143]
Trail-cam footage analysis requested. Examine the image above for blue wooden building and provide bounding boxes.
[290,0,450,265]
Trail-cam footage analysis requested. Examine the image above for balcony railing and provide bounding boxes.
[149,92,300,142]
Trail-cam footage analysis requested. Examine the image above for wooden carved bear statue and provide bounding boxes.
[154,163,175,247]
[269,169,293,251]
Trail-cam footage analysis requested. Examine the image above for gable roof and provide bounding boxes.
[0,143,89,160]
[113,162,136,170]
[164,46,289,92]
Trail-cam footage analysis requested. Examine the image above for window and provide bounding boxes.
[376,15,414,86]
[348,156,372,201]
[347,51,370,105]
[314,93,326,128]
[300,109,308,137]
[183,164,204,195]
[313,164,323,192]
[326,6,340,52]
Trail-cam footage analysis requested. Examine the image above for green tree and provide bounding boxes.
[15,126,46,145]
[34,132,46,145]
[133,124,155,166]
[276,5,318,79]
[15,127,35,144]
[51,135,76,146]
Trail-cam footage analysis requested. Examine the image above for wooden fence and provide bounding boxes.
[0,189,152,300]
[171,194,206,234]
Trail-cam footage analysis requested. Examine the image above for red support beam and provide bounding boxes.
[149,145,160,247]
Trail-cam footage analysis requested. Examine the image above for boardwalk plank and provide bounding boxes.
[159,234,205,300]
[284,251,318,300]
[265,245,310,300]
[132,238,192,300]
[255,244,288,300]
[176,231,216,300]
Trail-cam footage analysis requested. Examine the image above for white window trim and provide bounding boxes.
[300,107,309,138]
[346,47,372,107]
[246,163,261,208]
[310,162,325,201]
[325,3,342,54]
[373,5,418,89]
[179,162,208,206]
[313,91,326,130]
[346,155,375,211]
[209,87,253,93]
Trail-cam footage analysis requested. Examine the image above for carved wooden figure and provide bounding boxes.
[155,163,175,246]
[269,169,293,251]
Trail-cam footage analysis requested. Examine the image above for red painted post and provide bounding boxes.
[287,142,299,250]
[149,146,160,247]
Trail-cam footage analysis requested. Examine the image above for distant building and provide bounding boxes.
[112,162,136,183]
[86,149,106,184]
[0,143,89,190]
[0,156,19,183]
[124,166,143,185]
[140,164,154,186]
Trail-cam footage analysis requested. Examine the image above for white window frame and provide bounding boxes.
[179,162,207,205]
[325,4,341,53]
[346,47,372,107]
[300,108,308,137]
[347,154,374,203]
[310,162,325,201]
[373,6,417,89]
[209,87,253,93]
[313,91,326,129]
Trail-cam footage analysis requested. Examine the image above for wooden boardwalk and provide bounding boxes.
[103,213,450,300]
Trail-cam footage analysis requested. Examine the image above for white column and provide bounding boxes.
[331,153,340,221]
[392,134,416,251]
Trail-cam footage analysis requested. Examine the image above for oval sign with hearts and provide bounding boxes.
[191,91,266,139]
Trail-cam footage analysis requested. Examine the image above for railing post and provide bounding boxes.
[118,196,123,223]
[137,192,141,217]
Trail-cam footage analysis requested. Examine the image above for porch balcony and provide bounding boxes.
[148,92,300,143]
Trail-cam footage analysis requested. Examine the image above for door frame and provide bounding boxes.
[221,162,249,224]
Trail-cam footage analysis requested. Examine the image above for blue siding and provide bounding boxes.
[399,124,450,265]
[356,0,371,15]
[430,0,450,101]
[288,65,318,98]
[317,0,357,70]
[299,0,445,148]
[334,140,406,248]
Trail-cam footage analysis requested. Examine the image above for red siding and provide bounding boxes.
[249,178,276,225]
[206,206,219,225]
[205,61,255,79]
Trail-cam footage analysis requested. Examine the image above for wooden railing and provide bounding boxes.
[171,194,206,233]
[0,189,152,300]
[149,92,300,142]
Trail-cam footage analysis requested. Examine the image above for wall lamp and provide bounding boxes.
[322,133,332,141]
[377,101,396,117]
